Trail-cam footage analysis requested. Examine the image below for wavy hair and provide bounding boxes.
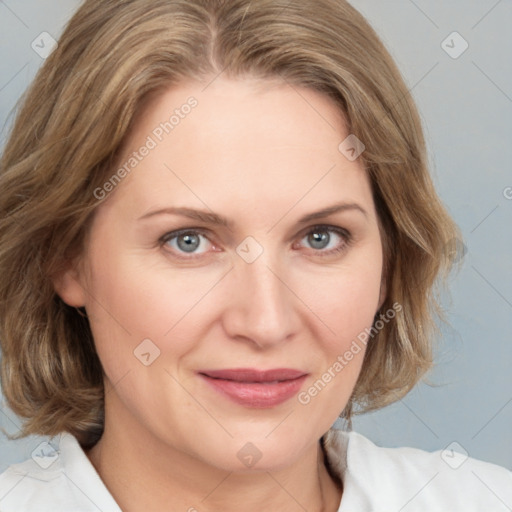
[0,0,461,447]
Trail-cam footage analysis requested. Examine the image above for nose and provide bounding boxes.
[221,251,300,349]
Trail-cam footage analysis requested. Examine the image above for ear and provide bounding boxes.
[52,262,87,307]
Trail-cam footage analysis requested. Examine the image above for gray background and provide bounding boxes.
[0,0,511,472]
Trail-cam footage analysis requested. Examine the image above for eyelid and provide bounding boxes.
[294,224,352,256]
[159,227,216,258]
[296,223,350,240]
[160,227,211,244]
[159,224,352,259]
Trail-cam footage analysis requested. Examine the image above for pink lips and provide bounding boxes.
[199,368,308,408]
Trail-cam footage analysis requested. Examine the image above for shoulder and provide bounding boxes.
[0,434,121,512]
[323,428,512,511]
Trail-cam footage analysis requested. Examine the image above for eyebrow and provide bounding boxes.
[137,202,368,228]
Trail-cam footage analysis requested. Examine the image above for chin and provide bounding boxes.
[190,429,317,473]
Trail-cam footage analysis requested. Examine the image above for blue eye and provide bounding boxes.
[299,225,351,256]
[161,230,212,256]
[307,230,334,250]
[160,225,351,260]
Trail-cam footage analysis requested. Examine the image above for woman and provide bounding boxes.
[0,0,510,510]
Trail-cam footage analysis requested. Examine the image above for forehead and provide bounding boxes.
[99,76,374,222]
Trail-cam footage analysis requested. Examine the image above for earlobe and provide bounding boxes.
[52,266,87,307]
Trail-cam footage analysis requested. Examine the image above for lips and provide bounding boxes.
[200,368,306,382]
[198,368,308,408]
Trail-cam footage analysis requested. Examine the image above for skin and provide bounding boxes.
[55,76,386,512]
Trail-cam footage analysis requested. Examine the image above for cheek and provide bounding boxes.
[307,249,383,344]
[83,249,222,369]
[296,246,382,392]
[83,226,383,383]
[294,263,382,413]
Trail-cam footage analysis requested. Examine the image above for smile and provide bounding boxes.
[198,368,308,408]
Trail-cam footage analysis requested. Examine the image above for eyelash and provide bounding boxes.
[159,224,353,261]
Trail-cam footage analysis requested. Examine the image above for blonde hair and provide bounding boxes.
[0,0,461,447]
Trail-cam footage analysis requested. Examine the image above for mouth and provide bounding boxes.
[198,368,308,408]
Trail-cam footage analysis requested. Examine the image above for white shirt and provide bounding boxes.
[0,429,511,511]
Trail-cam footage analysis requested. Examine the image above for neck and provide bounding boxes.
[86,407,342,512]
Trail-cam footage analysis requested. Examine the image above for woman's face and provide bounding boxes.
[59,77,385,471]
